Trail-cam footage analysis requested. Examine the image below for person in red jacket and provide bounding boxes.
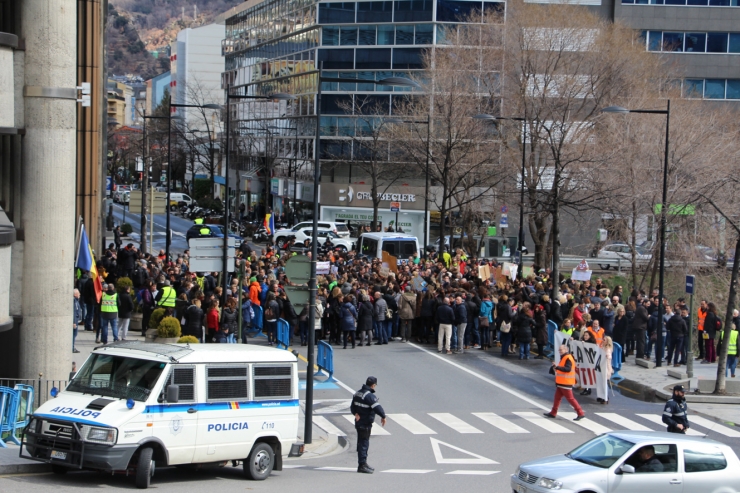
[206,299,220,344]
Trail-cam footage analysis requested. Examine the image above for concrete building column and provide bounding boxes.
[19,0,77,380]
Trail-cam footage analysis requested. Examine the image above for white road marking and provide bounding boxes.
[388,413,437,434]
[382,469,436,474]
[430,437,498,465]
[315,467,357,472]
[408,343,550,410]
[282,465,306,469]
[332,376,357,394]
[596,413,653,431]
[472,412,529,434]
[342,414,391,435]
[559,412,613,435]
[637,414,703,436]
[429,413,483,434]
[444,470,500,475]
[315,402,351,414]
[688,416,740,438]
[514,412,574,434]
[312,415,346,436]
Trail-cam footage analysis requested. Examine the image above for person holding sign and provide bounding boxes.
[544,345,586,421]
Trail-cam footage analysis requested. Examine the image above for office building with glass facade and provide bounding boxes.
[222,0,504,221]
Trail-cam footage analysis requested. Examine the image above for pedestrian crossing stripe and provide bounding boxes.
[314,411,740,439]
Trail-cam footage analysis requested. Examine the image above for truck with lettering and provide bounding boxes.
[20,342,303,488]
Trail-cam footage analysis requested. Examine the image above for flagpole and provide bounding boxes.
[74,217,84,268]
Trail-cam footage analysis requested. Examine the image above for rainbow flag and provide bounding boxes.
[75,224,102,303]
[229,402,241,410]
[264,213,274,235]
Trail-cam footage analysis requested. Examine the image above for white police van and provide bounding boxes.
[21,342,303,489]
[358,232,420,265]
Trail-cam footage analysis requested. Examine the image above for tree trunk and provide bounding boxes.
[529,213,549,269]
[371,175,379,231]
[630,201,638,288]
[439,184,448,256]
[714,236,740,394]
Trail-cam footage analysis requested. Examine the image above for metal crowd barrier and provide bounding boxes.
[315,341,335,382]
[611,343,625,384]
[545,320,557,359]
[245,305,267,338]
[0,383,36,447]
[0,378,66,409]
[276,318,291,350]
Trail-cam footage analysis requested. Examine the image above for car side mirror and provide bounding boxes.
[166,384,179,404]
[618,464,635,474]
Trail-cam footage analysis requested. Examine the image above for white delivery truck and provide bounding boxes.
[21,342,303,489]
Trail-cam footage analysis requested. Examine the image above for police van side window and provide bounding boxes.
[361,238,378,257]
[252,365,293,400]
[206,365,249,402]
[382,240,398,256]
[166,366,196,402]
[399,240,416,257]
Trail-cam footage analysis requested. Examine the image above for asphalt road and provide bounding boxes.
[4,338,740,492]
[110,203,191,253]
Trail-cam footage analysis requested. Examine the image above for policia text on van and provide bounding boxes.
[21,342,304,489]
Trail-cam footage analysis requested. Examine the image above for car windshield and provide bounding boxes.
[67,354,167,402]
[566,435,634,469]
[335,224,349,232]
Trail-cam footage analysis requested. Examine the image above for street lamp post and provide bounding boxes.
[603,101,671,368]
[268,125,299,225]
[169,100,221,262]
[301,65,418,443]
[141,112,170,254]
[474,114,527,271]
[386,117,431,252]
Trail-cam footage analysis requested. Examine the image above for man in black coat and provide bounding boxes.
[117,243,137,278]
[633,300,650,359]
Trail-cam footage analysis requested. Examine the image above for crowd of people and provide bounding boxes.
[74,232,740,381]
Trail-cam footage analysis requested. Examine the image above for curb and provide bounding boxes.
[621,376,740,404]
[0,461,51,475]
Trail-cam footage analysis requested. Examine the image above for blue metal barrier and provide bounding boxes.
[611,343,625,384]
[245,305,267,339]
[276,318,291,349]
[13,384,34,433]
[545,320,557,359]
[315,341,335,381]
[0,386,20,448]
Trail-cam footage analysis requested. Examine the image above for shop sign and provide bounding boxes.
[271,178,283,195]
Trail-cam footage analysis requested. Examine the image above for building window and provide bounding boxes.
[394,0,433,22]
[683,79,704,98]
[662,32,684,51]
[357,1,394,22]
[206,366,249,402]
[318,48,355,69]
[359,25,378,45]
[707,33,728,53]
[323,26,340,45]
[395,24,415,44]
[393,47,424,69]
[341,26,359,45]
[319,2,357,23]
[415,24,434,44]
[378,24,395,45]
[644,30,740,54]
[356,48,392,68]
[684,33,706,52]
[704,79,726,98]
[726,79,740,99]
[437,0,482,22]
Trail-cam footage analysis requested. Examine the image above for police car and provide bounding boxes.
[21,342,303,488]
[186,224,243,242]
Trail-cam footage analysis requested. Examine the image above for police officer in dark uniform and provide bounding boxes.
[662,384,690,433]
[350,376,387,474]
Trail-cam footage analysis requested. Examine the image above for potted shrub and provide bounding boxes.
[177,335,199,344]
[157,316,182,344]
[120,223,133,236]
[145,308,167,342]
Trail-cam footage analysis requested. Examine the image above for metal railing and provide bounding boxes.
[0,378,69,410]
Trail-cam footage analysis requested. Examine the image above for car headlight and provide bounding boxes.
[80,425,118,445]
[514,466,520,477]
[536,478,563,490]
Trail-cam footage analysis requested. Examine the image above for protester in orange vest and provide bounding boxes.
[587,320,605,347]
[544,345,586,420]
[697,300,708,360]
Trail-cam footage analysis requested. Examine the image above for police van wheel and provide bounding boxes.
[243,443,274,480]
[135,447,155,489]
[51,465,68,475]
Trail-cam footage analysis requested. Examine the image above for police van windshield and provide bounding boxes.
[67,354,167,402]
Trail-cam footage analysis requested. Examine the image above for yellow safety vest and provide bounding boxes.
[101,293,118,313]
[196,276,205,291]
[561,327,574,336]
[158,286,176,307]
[200,227,211,235]
[722,330,738,356]
[194,218,204,225]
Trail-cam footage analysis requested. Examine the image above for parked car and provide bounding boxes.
[274,225,349,248]
[186,224,242,242]
[273,221,351,241]
[511,431,740,493]
[597,243,651,270]
[113,186,130,203]
[287,230,354,252]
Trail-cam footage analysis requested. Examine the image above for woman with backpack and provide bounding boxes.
[220,298,238,343]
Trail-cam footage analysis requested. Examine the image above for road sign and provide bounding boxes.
[128,191,168,214]
[686,275,695,295]
[188,237,236,273]
[390,201,401,212]
[106,177,112,191]
[501,205,508,214]
[499,215,508,228]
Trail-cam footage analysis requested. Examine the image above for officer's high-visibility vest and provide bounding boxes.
[442,252,451,268]
[199,227,210,235]
[195,276,205,291]
[555,354,576,386]
[194,218,204,225]
[158,286,176,307]
[101,293,118,313]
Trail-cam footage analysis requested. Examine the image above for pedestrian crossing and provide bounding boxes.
[314,410,740,439]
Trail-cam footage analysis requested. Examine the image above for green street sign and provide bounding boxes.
[654,204,695,216]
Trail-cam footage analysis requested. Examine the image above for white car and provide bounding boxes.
[113,186,130,203]
[277,229,353,252]
[597,243,651,270]
[273,221,351,241]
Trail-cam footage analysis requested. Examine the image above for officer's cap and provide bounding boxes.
[673,385,685,392]
[366,376,377,386]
